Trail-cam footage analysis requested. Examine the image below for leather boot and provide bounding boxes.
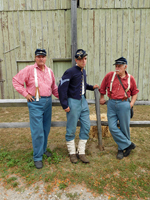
[70,154,78,163]
[77,140,90,163]
[78,154,89,163]
[66,140,78,163]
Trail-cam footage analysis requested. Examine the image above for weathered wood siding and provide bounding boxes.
[0,4,71,99]
[79,0,150,9]
[77,4,150,100]
[0,0,150,100]
[0,0,71,11]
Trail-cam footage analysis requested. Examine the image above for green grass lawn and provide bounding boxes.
[0,105,150,200]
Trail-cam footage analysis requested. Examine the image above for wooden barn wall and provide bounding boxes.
[0,0,150,100]
[0,9,71,99]
[0,0,71,11]
[79,0,150,9]
[77,7,150,100]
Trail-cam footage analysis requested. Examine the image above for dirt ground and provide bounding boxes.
[0,181,109,200]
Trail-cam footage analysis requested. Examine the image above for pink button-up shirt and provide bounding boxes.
[12,63,59,98]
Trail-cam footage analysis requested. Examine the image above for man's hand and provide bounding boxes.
[64,107,70,112]
[25,94,35,102]
[100,97,106,105]
[93,85,99,89]
[100,94,106,105]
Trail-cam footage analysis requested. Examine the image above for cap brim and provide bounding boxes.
[113,62,126,65]
[35,53,46,56]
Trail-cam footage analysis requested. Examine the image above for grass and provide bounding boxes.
[0,105,150,199]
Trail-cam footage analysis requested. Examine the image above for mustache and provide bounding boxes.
[115,70,120,72]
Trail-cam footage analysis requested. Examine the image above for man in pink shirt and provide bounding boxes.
[99,57,139,160]
[13,49,59,169]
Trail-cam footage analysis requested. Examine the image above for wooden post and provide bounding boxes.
[71,0,77,67]
[0,59,4,99]
[94,88,103,150]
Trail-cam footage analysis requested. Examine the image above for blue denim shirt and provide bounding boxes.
[58,65,94,109]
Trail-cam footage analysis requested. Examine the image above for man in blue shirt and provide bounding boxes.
[58,49,99,164]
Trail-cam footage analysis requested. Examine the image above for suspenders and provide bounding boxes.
[110,72,131,98]
[34,68,52,101]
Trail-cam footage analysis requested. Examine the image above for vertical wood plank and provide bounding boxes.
[7,12,17,98]
[30,11,37,59]
[96,0,102,8]
[133,9,140,90]
[139,10,145,99]
[65,10,71,58]
[2,0,8,11]
[116,10,122,58]
[59,10,66,58]
[94,10,100,85]
[77,8,82,48]
[2,12,10,99]
[43,0,50,10]
[37,0,43,10]
[35,11,42,48]
[32,0,38,10]
[128,9,134,76]
[122,9,129,60]
[99,9,106,81]
[0,12,4,98]
[49,0,55,10]
[105,9,111,73]
[53,11,60,58]
[142,9,149,100]
[47,11,55,69]
[71,0,77,67]
[24,11,32,60]
[86,10,94,100]
[12,11,21,98]
[26,0,32,10]
[115,0,121,8]
[111,9,117,69]
[19,0,26,10]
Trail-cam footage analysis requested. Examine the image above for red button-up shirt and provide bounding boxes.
[99,71,139,99]
[12,63,59,98]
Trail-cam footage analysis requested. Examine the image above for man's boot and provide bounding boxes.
[66,140,78,163]
[77,140,89,163]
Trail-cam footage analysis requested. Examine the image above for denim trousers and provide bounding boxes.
[107,99,131,150]
[27,96,52,161]
[66,95,90,141]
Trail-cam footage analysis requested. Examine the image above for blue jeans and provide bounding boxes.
[66,95,90,141]
[107,99,131,150]
[27,96,52,161]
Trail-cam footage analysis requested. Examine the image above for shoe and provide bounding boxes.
[44,151,52,157]
[34,161,43,169]
[123,143,136,157]
[78,154,89,163]
[116,150,124,160]
[70,154,78,163]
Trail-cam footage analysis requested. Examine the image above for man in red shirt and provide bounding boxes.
[13,49,59,169]
[99,57,139,160]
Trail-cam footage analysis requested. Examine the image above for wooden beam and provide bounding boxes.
[0,99,95,107]
[94,88,103,150]
[1,120,150,129]
[1,99,149,107]
[71,0,77,67]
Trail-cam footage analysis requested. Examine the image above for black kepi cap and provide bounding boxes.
[75,49,87,60]
[35,49,47,56]
[113,57,127,65]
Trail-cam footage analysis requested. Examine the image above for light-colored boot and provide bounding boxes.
[77,140,89,163]
[66,140,78,163]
